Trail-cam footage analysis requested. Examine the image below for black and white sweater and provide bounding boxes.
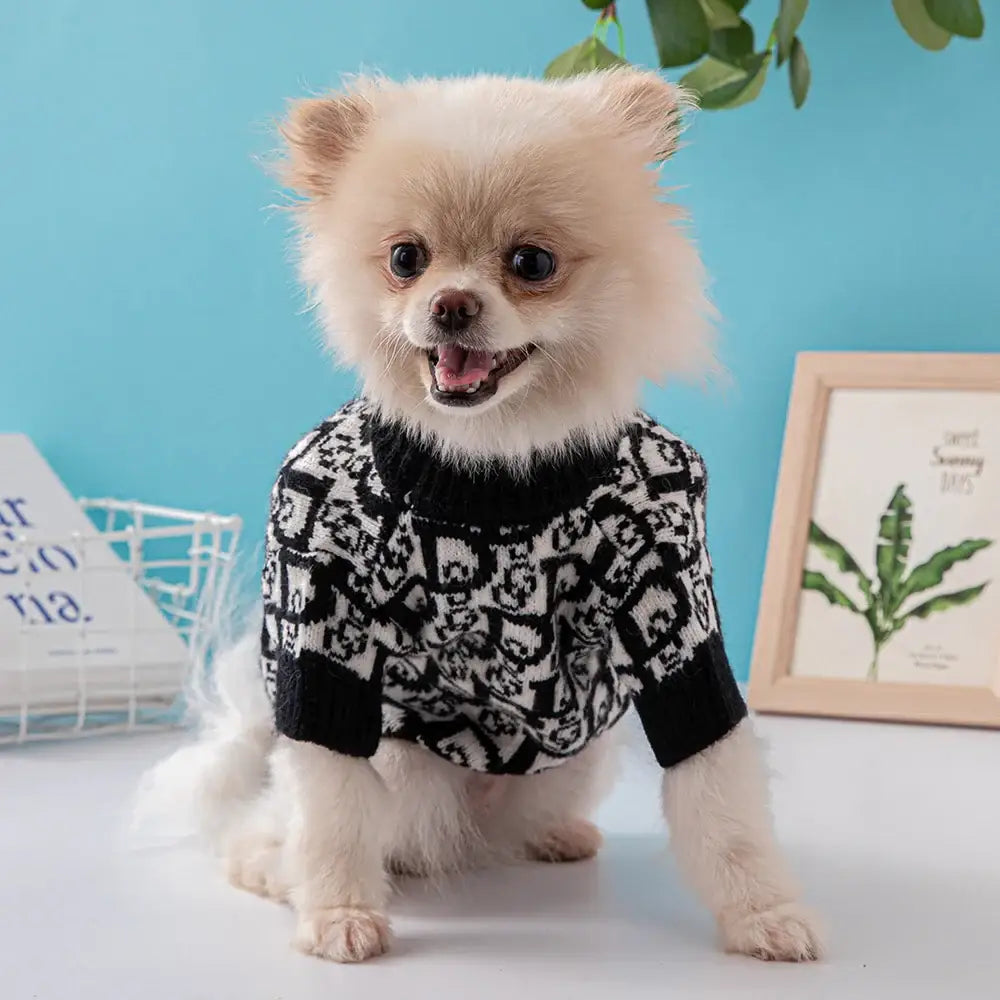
[260,400,746,775]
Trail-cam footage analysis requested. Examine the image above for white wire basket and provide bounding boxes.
[0,499,241,745]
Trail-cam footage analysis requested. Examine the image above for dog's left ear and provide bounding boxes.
[596,70,689,163]
[279,81,380,198]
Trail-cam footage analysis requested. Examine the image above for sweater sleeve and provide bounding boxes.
[612,440,746,768]
[260,458,384,757]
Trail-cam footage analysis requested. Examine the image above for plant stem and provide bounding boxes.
[601,3,625,58]
[594,3,622,54]
[766,19,778,52]
[867,650,879,682]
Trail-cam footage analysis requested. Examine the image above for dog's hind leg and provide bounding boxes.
[373,738,482,877]
[480,727,621,863]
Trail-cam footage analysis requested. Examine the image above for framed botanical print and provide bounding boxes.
[749,352,1000,727]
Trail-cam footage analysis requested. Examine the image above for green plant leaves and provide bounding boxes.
[550,0,985,117]
[700,0,742,30]
[900,538,993,601]
[925,0,984,38]
[893,0,952,50]
[777,0,809,66]
[681,50,770,109]
[646,0,711,68]
[808,522,873,601]
[902,582,990,622]
[709,18,755,62]
[876,485,913,616]
[804,480,993,668]
[544,36,629,79]
[680,58,747,105]
[803,570,861,613]
[725,51,771,107]
[789,36,811,108]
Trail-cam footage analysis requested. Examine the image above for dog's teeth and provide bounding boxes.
[433,375,482,394]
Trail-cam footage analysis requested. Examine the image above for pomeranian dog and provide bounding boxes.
[138,70,823,965]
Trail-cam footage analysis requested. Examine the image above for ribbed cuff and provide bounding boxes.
[633,633,747,768]
[274,649,383,757]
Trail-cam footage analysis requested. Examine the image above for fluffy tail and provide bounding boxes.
[132,617,274,849]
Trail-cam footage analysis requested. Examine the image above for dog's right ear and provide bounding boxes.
[280,90,374,199]
[590,69,691,163]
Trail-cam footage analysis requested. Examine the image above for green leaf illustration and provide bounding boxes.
[900,582,990,623]
[803,481,992,683]
[803,570,860,612]
[899,538,993,600]
[876,485,912,617]
[808,521,873,602]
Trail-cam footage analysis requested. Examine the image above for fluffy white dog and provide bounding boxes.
[138,70,823,966]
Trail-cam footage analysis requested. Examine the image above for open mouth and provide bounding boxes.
[426,344,536,407]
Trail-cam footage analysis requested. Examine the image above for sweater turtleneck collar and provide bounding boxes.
[366,410,621,524]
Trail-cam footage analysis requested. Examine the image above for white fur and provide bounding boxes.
[136,630,625,962]
[285,72,716,466]
[132,631,273,845]
[137,71,822,964]
[663,719,825,960]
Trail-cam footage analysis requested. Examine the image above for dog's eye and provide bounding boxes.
[390,243,427,279]
[510,246,556,282]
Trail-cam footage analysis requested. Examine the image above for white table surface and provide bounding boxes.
[3,714,999,1000]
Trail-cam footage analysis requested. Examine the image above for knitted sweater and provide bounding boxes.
[260,400,746,775]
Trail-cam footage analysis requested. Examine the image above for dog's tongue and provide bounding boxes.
[435,345,494,387]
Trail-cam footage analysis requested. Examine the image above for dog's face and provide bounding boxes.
[282,72,712,461]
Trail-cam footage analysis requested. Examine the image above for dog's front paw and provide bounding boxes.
[295,906,391,963]
[720,901,824,962]
[526,817,603,862]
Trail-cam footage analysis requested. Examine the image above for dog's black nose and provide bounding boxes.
[430,289,482,332]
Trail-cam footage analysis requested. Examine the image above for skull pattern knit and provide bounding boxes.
[260,399,746,774]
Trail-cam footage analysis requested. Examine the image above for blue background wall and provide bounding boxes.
[2,1,998,681]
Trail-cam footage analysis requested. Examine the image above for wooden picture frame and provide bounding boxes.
[749,352,1000,728]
